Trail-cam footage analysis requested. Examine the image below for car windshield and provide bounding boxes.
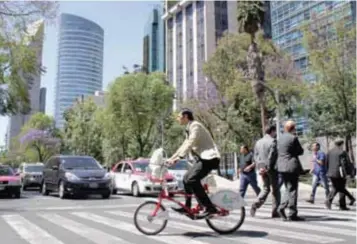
[133,162,149,172]
[0,166,14,176]
[172,160,188,170]
[61,157,102,170]
[24,165,44,172]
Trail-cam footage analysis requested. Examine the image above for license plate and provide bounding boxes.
[89,183,98,188]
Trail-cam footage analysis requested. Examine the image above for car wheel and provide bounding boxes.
[112,189,117,195]
[102,191,111,199]
[131,182,140,197]
[22,185,27,191]
[14,189,21,199]
[41,181,49,196]
[58,181,67,199]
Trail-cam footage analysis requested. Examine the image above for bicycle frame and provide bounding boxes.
[150,179,229,220]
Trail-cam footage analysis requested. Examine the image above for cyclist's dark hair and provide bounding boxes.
[265,124,276,134]
[180,108,194,121]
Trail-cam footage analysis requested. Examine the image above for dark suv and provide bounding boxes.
[41,155,112,199]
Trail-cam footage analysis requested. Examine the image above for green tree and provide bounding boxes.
[0,2,58,115]
[18,112,60,162]
[105,72,175,158]
[236,1,269,134]
[203,32,305,146]
[63,98,103,162]
[302,20,356,162]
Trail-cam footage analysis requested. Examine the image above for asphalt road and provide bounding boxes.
[0,188,355,244]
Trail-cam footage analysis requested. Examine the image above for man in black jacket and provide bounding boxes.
[276,120,304,221]
[325,139,356,210]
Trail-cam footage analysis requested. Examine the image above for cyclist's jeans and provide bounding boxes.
[183,158,220,210]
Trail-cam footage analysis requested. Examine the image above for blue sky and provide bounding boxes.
[0,1,160,146]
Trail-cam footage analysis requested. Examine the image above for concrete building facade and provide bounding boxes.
[163,0,239,110]
[54,13,104,129]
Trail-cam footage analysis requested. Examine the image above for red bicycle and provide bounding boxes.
[133,157,246,235]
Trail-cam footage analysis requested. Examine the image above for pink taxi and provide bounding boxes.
[0,164,22,198]
[110,159,178,197]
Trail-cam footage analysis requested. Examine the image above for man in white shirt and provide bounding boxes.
[167,109,221,218]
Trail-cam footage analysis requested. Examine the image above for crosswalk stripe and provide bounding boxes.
[72,212,214,244]
[24,203,138,211]
[248,206,357,221]
[107,210,290,244]
[38,213,131,244]
[249,208,356,227]
[2,215,64,244]
[137,209,344,244]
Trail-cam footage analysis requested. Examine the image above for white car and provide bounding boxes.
[167,159,188,190]
[110,159,179,197]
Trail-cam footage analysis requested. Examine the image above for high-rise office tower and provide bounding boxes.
[270,1,356,135]
[163,0,271,111]
[54,13,104,129]
[143,5,165,73]
[7,19,44,149]
[270,1,356,82]
[39,87,46,113]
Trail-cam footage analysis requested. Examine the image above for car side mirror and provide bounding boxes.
[15,172,20,176]
[124,169,132,174]
[52,165,59,170]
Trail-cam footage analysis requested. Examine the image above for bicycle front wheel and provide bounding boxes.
[134,201,168,235]
[206,207,245,234]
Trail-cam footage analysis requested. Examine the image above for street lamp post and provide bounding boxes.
[275,89,280,141]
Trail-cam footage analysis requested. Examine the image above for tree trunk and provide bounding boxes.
[246,41,267,134]
[325,135,330,151]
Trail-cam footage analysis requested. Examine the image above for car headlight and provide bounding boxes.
[102,173,111,180]
[65,172,80,181]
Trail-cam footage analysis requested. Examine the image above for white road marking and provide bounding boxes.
[38,213,131,244]
[2,215,64,244]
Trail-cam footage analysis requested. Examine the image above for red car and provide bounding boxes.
[0,164,22,198]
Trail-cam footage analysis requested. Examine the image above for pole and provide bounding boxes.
[275,89,280,141]
[160,118,164,148]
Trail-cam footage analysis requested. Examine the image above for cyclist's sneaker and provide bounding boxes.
[199,207,218,218]
[171,206,188,214]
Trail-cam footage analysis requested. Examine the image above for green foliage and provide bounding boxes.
[0,2,58,115]
[18,112,60,162]
[63,98,103,162]
[302,20,356,160]
[237,1,265,36]
[203,32,305,147]
[104,72,175,160]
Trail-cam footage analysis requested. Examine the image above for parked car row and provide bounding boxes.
[1,155,190,200]
[0,164,22,198]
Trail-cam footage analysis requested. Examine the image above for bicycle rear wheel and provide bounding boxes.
[134,201,168,235]
[205,207,245,234]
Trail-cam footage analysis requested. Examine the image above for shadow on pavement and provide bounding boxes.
[300,215,353,222]
[162,230,268,238]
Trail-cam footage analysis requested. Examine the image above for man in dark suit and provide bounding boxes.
[325,139,356,210]
[276,120,304,221]
[250,124,280,218]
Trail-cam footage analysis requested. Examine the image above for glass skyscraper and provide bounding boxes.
[54,13,104,129]
[270,1,356,135]
[270,1,356,82]
[143,6,165,73]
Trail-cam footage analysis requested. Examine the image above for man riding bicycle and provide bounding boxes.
[167,108,221,218]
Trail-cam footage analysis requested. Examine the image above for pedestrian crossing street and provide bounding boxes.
[0,196,356,244]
